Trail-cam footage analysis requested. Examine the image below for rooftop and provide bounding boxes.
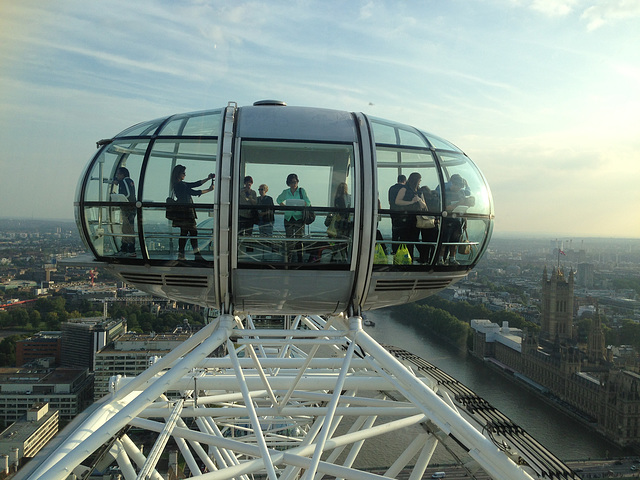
[0,408,58,446]
[0,367,86,384]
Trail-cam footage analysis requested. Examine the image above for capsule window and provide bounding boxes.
[142,139,217,261]
[375,144,441,267]
[82,141,147,257]
[371,117,491,269]
[437,151,492,216]
[419,129,462,152]
[370,118,429,148]
[157,110,223,136]
[116,119,164,137]
[237,140,355,267]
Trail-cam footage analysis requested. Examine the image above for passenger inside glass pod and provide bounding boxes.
[276,173,310,263]
[170,165,215,261]
[436,173,474,266]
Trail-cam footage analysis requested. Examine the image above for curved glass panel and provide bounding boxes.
[371,116,492,270]
[82,141,147,257]
[419,130,462,152]
[142,139,217,202]
[437,217,489,266]
[142,139,217,261]
[238,140,355,267]
[143,206,214,261]
[116,118,166,137]
[436,151,492,216]
[157,110,223,136]
[372,217,489,268]
[370,118,429,148]
[375,141,441,267]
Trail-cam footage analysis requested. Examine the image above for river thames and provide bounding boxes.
[364,308,625,461]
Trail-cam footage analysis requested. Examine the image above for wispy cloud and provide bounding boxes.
[529,0,579,17]
[581,0,640,30]
[498,0,640,30]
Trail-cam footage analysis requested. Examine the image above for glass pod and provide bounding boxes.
[75,102,494,314]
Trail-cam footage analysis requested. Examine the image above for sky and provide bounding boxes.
[1,0,639,238]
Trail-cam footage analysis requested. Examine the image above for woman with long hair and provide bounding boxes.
[331,182,352,261]
[170,165,214,261]
[333,182,351,210]
[393,172,426,263]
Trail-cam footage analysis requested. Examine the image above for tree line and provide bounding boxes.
[0,295,206,367]
[391,295,640,355]
[391,296,540,350]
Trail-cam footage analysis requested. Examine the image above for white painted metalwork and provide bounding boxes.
[17,313,579,480]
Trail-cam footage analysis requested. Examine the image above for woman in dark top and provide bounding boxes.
[113,167,137,256]
[238,176,258,238]
[417,185,439,263]
[333,182,352,238]
[331,182,352,261]
[170,165,214,261]
[394,172,426,263]
[257,184,275,236]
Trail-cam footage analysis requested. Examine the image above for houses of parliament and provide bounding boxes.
[471,266,640,450]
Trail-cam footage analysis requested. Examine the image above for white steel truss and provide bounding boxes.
[18,314,579,480]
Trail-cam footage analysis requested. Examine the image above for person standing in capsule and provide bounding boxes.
[238,176,258,238]
[276,173,310,263]
[170,164,214,261]
[436,173,472,265]
[257,184,275,236]
[113,167,137,257]
[388,174,407,254]
[394,172,426,262]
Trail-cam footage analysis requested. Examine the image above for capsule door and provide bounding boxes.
[228,105,362,314]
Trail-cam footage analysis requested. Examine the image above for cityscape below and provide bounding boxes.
[0,218,639,478]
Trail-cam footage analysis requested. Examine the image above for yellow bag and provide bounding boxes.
[394,244,412,265]
[374,243,387,264]
[458,243,472,255]
[458,226,472,255]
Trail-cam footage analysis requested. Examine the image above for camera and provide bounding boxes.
[209,173,215,179]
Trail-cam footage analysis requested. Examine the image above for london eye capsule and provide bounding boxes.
[75,101,494,314]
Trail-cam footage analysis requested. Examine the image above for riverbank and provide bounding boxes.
[386,306,635,457]
[368,309,625,459]
[471,352,634,457]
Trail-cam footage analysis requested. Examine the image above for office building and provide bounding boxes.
[15,332,62,367]
[0,366,93,423]
[94,331,192,400]
[577,262,595,289]
[0,403,59,472]
[60,317,126,370]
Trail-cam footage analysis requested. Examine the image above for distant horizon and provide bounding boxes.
[1,216,638,241]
